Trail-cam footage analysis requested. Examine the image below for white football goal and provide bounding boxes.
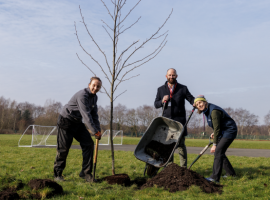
[18,125,57,147]
[99,130,123,145]
[18,126,123,147]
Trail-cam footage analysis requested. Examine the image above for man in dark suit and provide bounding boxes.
[154,68,195,167]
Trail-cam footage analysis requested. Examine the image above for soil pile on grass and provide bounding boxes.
[145,140,175,164]
[103,174,130,186]
[0,179,23,200]
[141,163,223,194]
[0,189,20,200]
[28,179,63,199]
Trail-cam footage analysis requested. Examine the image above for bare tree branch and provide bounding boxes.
[76,53,110,98]
[101,85,111,98]
[117,0,141,28]
[100,0,114,20]
[102,25,113,41]
[75,22,112,84]
[153,30,169,39]
[76,53,97,76]
[79,6,112,76]
[114,74,140,92]
[115,40,139,70]
[113,90,127,101]
[101,20,113,31]
[115,9,173,79]
[116,16,141,37]
[114,39,167,92]
[123,34,167,69]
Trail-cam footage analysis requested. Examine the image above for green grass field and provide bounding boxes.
[1,134,270,199]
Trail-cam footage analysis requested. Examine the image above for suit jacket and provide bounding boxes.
[154,81,194,136]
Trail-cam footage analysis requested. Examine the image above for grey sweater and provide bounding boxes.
[60,88,101,134]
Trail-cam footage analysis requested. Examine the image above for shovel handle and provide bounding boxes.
[93,139,99,180]
[94,139,99,164]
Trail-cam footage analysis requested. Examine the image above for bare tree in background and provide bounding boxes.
[264,111,270,136]
[234,108,258,135]
[75,0,172,174]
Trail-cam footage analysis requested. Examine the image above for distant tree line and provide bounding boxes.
[0,96,270,138]
[0,96,62,134]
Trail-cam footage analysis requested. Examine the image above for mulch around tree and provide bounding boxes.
[141,163,223,194]
[103,174,131,186]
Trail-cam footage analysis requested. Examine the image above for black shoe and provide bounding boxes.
[54,176,65,182]
[85,174,93,183]
[79,172,85,179]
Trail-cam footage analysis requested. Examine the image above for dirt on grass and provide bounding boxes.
[28,179,63,199]
[145,140,176,164]
[0,178,63,200]
[0,189,20,200]
[141,163,223,194]
[103,174,131,186]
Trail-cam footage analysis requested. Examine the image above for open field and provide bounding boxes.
[1,135,270,199]
[7,134,270,149]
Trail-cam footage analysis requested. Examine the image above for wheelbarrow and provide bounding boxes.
[134,103,196,176]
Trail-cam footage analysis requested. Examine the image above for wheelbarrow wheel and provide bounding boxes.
[146,164,159,177]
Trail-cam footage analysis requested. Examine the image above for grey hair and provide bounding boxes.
[167,68,177,75]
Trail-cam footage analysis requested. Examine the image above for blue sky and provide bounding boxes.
[0,0,269,123]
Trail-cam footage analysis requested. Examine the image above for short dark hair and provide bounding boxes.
[89,77,102,85]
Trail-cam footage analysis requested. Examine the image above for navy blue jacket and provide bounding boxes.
[203,103,237,139]
[154,81,194,136]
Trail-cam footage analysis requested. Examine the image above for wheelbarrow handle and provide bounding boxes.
[183,106,196,127]
[162,101,167,116]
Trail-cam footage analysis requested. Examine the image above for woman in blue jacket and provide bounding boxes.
[194,95,237,183]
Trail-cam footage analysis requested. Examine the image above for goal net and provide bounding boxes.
[18,125,57,147]
[99,130,123,145]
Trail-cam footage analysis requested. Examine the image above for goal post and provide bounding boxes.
[99,130,123,145]
[18,126,123,147]
[18,125,57,147]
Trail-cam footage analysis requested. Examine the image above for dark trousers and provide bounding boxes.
[54,116,94,177]
[210,137,236,181]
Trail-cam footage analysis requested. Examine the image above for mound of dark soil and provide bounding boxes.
[141,163,223,194]
[0,190,20,200]
[103,174,130,186]
[0,180,23,200]
[145,140,175,164]
[28,179,63,198]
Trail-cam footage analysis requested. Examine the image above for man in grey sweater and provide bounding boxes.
[54,77,102,182]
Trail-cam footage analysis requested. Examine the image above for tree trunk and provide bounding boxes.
[109,3,119,175]
[110,98,115,175]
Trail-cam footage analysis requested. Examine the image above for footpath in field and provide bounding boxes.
[68,145,270,157]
